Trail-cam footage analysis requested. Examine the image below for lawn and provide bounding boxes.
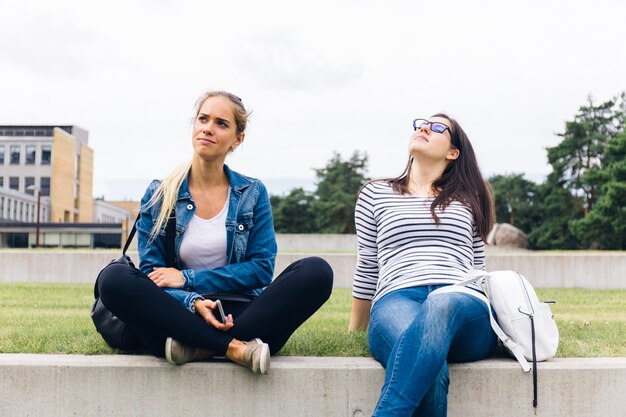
[0,284,624,357]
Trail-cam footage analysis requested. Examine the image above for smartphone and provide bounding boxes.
[215,299,227,324]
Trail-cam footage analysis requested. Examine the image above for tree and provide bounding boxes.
[488,173,540,234]
[530,92,625,249]
[547,94,624,214]
[312,151,369,234]
[271,188,317,233]
[569,133,626,249]
[527,173,584,250]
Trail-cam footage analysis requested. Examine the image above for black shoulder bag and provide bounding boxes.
[91,210,177,350]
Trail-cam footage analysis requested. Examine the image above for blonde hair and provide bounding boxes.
[147,91,250,240]
[196,90,249,134]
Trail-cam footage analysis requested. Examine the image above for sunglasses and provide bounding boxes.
[412,119,451,134]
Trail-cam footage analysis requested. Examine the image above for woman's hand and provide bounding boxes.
[194,299,234,331]
[148,267,185,288]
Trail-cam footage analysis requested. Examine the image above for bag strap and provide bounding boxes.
[122,208,177,269]
[431,271,532,373]
[122,214,140,256]
[530,315,538,407]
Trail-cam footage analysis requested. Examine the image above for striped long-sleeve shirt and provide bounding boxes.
[353,180,485,305]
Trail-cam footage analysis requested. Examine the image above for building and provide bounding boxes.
[0,125,139,248]
[0,125,93,223]
[104,200,141,218]
[0,187,49,223]
[93,199,134,224]
[0,222,125,248]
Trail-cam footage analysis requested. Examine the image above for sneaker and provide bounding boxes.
[242,339,270,375]
[165,337,196,366]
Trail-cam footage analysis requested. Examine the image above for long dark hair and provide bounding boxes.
[385,113,494,240]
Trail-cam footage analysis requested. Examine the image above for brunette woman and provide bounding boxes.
[349,114,496,415]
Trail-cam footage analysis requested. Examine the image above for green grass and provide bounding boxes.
[0,284,624,357]
[0,283,111,354]
[536,288,626,357]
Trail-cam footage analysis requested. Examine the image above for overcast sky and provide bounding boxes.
[2,0,625,199]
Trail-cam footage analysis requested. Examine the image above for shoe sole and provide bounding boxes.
[259,343,270,375]
[164,337,175,365]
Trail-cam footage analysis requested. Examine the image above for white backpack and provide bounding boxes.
[431,270,559,407]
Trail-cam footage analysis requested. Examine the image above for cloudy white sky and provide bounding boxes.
[1,0,625,199]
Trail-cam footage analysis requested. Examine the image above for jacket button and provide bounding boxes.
[237,224,244,231]
[186,204,193,210]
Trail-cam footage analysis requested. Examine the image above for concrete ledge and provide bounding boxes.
[0,355,624,417]
[1,251,625,289]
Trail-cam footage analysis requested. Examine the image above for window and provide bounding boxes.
[7,233,28,248]
[40,177,50,196]
[0,145,4,164]
[25,177,35,195]
[0,177,3,188]
[25,145,36,164]
[93,233,122,249]
[9,177,19,191]
[10,145,20,164]
[41,145,51,165]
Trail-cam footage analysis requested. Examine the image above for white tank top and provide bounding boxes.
[179,195,229,271]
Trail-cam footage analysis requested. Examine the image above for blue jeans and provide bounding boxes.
[368,286,496,417]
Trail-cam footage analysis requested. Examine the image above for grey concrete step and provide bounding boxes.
[0,355,623,417]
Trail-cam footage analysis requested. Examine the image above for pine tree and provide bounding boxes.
[312,151,369,234]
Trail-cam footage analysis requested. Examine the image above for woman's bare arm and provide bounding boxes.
[348,297,372,331]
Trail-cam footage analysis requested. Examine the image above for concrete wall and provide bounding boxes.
[277,233,357,252]
[0,251,624,289]
[0,355,624,417]
[487,252,626,289]
[112,233,356,254]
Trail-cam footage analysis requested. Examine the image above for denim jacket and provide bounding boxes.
[137,165,277,311]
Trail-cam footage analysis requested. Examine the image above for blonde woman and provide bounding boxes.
[97,91,333,374]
